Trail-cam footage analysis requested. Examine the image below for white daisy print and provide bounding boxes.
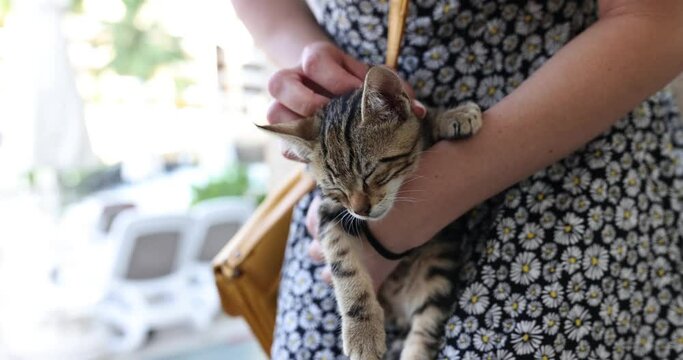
[582,244,609,280]
[543,261,562,282]
[571,195,590,213]
[605,162,622,184]
[273,3,683,359]
[515,3,542,35]
[481,265,497,287]
[623,169,642,197]
[586,140,612,169]
[585,284,603,307]
[563,168,591,195]
[483,240,501,263]
[456,41,488,74]
[527,301,543,318]
[666,297,683,326]
[299,304,322,330]
[564,305,592,341]
[477,75,505,108]
[504,293,527,318]
[615,198,639,230]
[651,256,672,288]
[485,304,503,329]
[432,0,459,20]
[540,243,558,260]
[423,45,450,70]
[599,295,620,326]
[303,330,321,350]
[494,282,511,301]
[409,69,435,98]
[544,23,570,55]
[543,313,561,336]
[634,327,654,357]
[473,328,496,352]
[453,76,477,101]
[496,217,517,241]
[540,211,557,229]
[520,35,542,60]
[526,284,542,300]
[406,17,433,46]
[561,246,582,274]
[527,182,555,213]
[455,9,473,29]
[511,252,541,285]
[445,317,463,338]
[555,213,585,245]
[534,345,556,360]
[567,273,586,303]
[286,332,302,352]
[511,320,542,355]
[542,282,565,308]
[460,283,491,315]
[587,207,604,230]
[457,333,472,350]
[484,19,506,45]
[644,297,661,324]
[358,15,382,40]
[519,223,544,250]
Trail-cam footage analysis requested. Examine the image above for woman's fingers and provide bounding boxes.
[306,195,321,238]
[268,69,330,117]
[321,266,332,285]
[301,43,367,95]
[412,99,427,119]
[266,102,302,124]
[308,238,325,263]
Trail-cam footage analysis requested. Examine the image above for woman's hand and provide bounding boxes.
[267,42,368,125]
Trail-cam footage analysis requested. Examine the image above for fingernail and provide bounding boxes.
[412,99,427,119]
[308,241,324,263]
[322,267,332,285]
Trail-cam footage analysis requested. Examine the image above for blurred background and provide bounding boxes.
[0,0,304,358]
[0,1,682,360]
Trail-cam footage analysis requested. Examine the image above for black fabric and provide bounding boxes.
[272,1,683,359]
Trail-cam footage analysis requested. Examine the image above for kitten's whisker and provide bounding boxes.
[401,176,425,186]
[395,189,425,194]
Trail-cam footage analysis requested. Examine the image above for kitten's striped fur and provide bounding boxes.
[260,66,482,360]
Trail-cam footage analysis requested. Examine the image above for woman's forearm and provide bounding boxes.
[231,0,331,67]
[372,3,683,251]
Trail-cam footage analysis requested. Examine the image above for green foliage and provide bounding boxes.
[57,165,123,205]
[104,0,186,80]
[191,165,251,206]
[70,0,84,14]
[0,0,11,27]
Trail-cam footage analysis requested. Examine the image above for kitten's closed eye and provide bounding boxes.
[323,188,348,203]
[379,151,413,163]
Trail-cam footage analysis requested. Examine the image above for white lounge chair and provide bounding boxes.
[186,197,256,329]
[95,211,197,353]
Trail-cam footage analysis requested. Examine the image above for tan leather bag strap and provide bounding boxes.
[386,0,410,69]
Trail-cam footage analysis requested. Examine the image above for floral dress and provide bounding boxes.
[271,1,683,359]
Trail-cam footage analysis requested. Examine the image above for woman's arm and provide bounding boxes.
[231,0,368,125]
[371,0,683,253]
[231,0,329,67]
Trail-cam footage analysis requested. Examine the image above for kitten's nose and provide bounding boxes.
[349,193,371,216]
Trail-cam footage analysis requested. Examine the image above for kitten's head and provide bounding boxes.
[259,66,423,220]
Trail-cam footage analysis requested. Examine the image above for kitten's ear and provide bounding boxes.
[361,66,410,124]
[257,117,319,162]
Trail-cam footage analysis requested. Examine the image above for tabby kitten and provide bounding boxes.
[260,66,482,360]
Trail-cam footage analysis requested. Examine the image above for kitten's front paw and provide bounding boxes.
[438,102,483,139]
[342,306,387,360]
